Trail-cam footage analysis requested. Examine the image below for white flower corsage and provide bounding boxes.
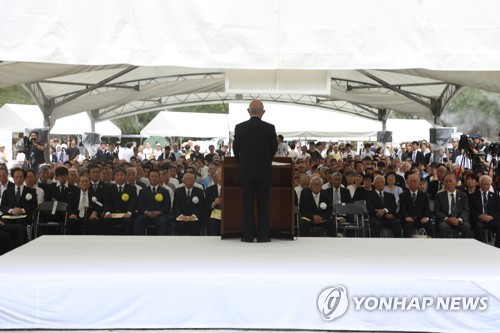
[319,202,327,210]
[25,193,32,201]
[92,196,103,207]
[192,196,199,204]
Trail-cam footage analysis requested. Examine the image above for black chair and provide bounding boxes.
[334,203,366,237]
[33,201,68,238]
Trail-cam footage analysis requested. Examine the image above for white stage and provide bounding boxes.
[1,236,500,332]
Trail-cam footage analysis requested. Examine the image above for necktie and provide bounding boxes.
[413,152,416,162]
[79,192,88,218]
[438,182,443,191]
[412,192,417,202]
[187,190,191,199]
[152,187,156,195]
[118,186,122,194]
[450,193,456,216]
[16,187,21,205]
[60,185,65,193]
[93,183,97,192]
[333,189,340,204]
[483,192,488,214]
[379,191,384,202]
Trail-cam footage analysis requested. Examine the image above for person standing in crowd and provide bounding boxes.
[25,130,46,175]
[233,99,278,242]
[275,135,288,157]
[65,138,80,163]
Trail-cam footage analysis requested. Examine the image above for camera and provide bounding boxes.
[458,134,474,155]
[488,142,500,157]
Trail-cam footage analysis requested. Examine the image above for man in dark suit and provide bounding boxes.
[134,169,171,235]
[427,164,448,200]
[173,173,205,236]
[326,172,352,205]
[88,164,108,207]
[0,168,38,248]
[66,175,101,235]
[434,173,471,238]
[204,168,222,236]
[44,166,79,202]
[95,142,107,162]
[0,166,14,202]
[299,176,334,237]
[469,175,500,247]
[399,173,432,237]
[366,175,401,237]
[233,99,278,242]
[410,141,425,165]
[103,168,137,235]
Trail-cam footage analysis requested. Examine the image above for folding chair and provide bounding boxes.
[353,200,371,237]
[33,201,68,238]
[334,203,366,237]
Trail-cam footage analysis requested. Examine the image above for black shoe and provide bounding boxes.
[241,238,254,243]
[257,238,271,243]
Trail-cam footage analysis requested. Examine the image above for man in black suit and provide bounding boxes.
[134,169,171,235]
[95,142,107,162]
[103,168,137,235]
[434,173,471,238]
[204,167,222,236]
[0,166,14,202]
[427,164,448,200]
[299,176,334,237]
[66,175,101,235]
[0,168,38,248]
[366,175,401,237]
[44,166,79,203]
[399,173,433,237]
[233,99,278,242]
[173,173,205,236]
[326,172,352,205]
[410,141,425,165]
[88,164,108,207]
[469,175,500,247]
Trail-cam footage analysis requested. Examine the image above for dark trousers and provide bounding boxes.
[134,213,169,235]
[370,216,402,237]
[103,216,135,235]
[0,219,29,249]
[438,221,472,238]
[241,179,271,241]
[66,216,101,235]
[402,220,434,238]
[206,218,221,236]
[0,230,11,255]
[300,219,336,237]
[177,221,201,236]
[475,220,500,247]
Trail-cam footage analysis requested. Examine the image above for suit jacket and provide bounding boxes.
[44,182,79,203]
[137,186,172,215]
[365,190,398,218]
[410,151,425,164]
[89,181,108,207]
[95,148,106,161]
[204,184,221,213]
[0,181,15,203]
[67,189,100,217]
[103,183,137,215]
[427,180,444,200]
[173,186,205,220]
[299,188,333,222]
[399,190,431,222]
[233,116,278,180]
[105,151,118,161]
[0,185,38,219]
[469,191,500,225]
[434,190,469,224]
[326,186,352,205]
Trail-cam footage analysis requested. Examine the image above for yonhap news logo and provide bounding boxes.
[317,286,349,321]
[317,286,488,321]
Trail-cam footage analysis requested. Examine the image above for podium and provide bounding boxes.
[220,157,295,239]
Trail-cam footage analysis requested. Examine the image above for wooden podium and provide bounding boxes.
[220,157,295,239]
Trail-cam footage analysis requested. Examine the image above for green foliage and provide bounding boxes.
[0,85,35,106]
[174,103,228,113]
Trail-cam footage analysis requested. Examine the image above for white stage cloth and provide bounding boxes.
[1,236,500,332]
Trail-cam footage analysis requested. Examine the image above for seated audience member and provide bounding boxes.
[66,175,101,235]
[434,173,471,238]
[366,175,400,237]
[204,168,222,236]
[295,174,311,205]
[88,164,108,205]
[134,169,172,235]
[399,173,432,237]
[0,168,38,248]
[0,166,14,199]
[0,227,11,255]
[326,172,352,206]
[299,176,334,237]
[45,166,78,202]
[427,165,448,200]
[25,169,44,204]
[173,173,205,236]
[103,168,138,235]
[347,172,363,199]
[202,163,217,189]
[158,169,175,207]
[204,145,217,163]
[68,167,79,186]
[126,167,143,196]
[352,174,374,202]
[469,175,500,247]
[384,172,403,203]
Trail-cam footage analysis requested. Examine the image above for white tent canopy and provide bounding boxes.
[0,104,121,136]
[141,103,432,143]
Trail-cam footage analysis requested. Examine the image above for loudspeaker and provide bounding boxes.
[430,128,454,146]
[377,131,393,143]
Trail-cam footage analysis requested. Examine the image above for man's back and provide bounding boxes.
[233,117,277,180]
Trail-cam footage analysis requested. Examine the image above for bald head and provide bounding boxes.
[248,99,265,117]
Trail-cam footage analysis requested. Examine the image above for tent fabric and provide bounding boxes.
[1,1,500,128]
[1,0,500,70]
[141,104,433,143]
[0,104,121,136]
